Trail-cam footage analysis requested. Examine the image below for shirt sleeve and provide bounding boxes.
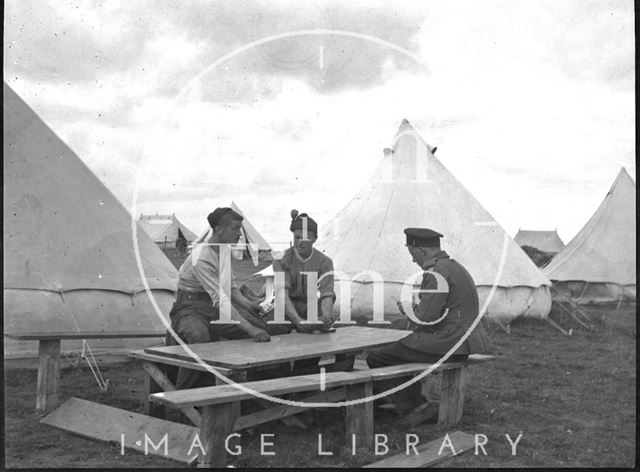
[413,269,449,324]
[318,257,336,300]
[192,256,222,307]
[191,248,237,307]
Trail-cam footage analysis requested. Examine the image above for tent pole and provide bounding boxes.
[544,316,571,336]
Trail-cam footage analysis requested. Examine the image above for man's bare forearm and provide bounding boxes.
[231,287,254,312]
[276,287,304,325]
[319,296,335,319]
[225,303,264,335]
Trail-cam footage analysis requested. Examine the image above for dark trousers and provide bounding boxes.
[167,291,266,389]
[367,341,468,405]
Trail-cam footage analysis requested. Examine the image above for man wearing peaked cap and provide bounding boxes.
[404,228,443,247]
[366,227,489,415]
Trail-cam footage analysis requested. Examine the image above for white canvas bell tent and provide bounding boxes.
[230,201,272,262]
[514,229,565,254]
[318,119,552,323]
[139,213,197,254]
[3,83,178,358]
[544,168,636,304]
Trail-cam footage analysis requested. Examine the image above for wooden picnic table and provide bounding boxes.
[144,325,410,369]
[131,326,411,426]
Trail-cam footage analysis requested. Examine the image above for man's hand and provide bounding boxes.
[252,330,270,342]
[318,315,335,330]
[293,321,315,334]
[250,302,265,317]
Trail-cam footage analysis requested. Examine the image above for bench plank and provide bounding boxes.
[363,431,475,468]
[141,362,201,426]
[6,331,166,341]
[150,371,373,409]
[151,356,496,410]
[41,397,198,464]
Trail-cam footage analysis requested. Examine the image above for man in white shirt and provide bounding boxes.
[168,207,270,389]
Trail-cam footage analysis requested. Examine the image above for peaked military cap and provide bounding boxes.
[404,228,443,247]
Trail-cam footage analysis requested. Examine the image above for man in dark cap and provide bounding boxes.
[271,210,340,373]
[168,207,270,389]
[366,227,488,414]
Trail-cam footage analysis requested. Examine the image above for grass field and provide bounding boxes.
[3,258,636,468]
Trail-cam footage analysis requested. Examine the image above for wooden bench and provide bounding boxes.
[5,331,165,411]
[149,355,494,467]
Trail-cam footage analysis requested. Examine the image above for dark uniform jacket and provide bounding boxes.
[400,250,489,355]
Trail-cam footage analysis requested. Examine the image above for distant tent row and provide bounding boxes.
[3,83,176,358]
[139,213,197,258]
[544,168,636,304]
[319,119,552,323]
[138,204,273,264]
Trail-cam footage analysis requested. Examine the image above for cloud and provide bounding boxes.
[4,0,150,81]
[4,0,634,245]
[5,0,428,103]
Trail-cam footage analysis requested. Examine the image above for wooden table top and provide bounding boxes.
[5,331,166,341]
[144,326,410,369]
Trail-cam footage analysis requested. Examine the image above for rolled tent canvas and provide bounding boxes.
[318,119,551,323]
[544,168,636,304]
[3,83,178,358]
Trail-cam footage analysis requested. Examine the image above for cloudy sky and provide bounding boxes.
[4,0,635,247]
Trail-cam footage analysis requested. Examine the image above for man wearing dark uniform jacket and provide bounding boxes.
[367,227,489,411]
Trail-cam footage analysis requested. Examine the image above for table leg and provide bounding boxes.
[143,365,166,419]
[328,354,356,372]
[142,362,201,426]
[438,367,467,427]
[198,404,238,468]
[36,339,61,411]
[345,381,374,451]
[226,370,247,421]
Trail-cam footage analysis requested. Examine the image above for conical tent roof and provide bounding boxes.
[544,168,636,286]
[319,119,551,321]
[230,201,271,251]
[3,83,177,357]
[139,213,197,243]
[514,230,565,253]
